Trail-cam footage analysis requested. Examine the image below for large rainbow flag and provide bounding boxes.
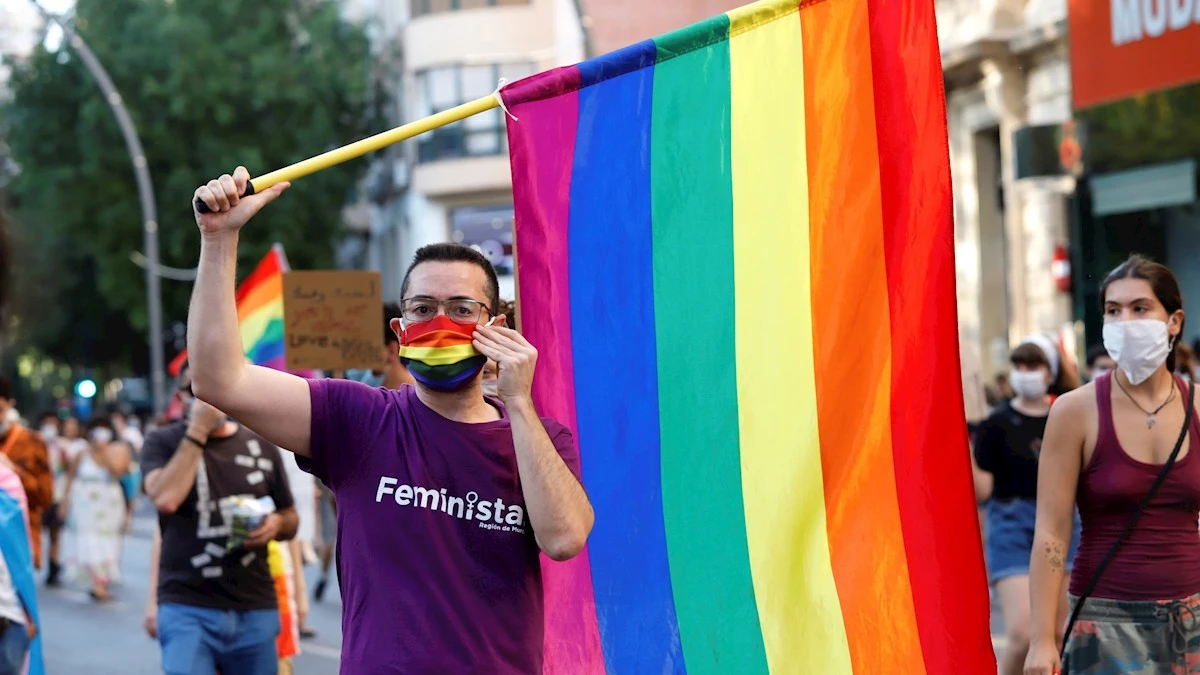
[501,0,994,673]
[168,244,291,376]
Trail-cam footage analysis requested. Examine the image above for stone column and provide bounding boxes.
[981,56,1030,345]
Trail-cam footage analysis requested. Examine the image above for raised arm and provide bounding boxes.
[1025,392,1087,675]
[189,167,311,456]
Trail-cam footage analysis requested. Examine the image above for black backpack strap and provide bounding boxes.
[1061,379,1196,657]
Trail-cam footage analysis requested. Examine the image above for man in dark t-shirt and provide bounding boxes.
[142,363,297,675]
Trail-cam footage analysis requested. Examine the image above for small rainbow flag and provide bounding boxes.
[502,0,993,673]
[168,244,292,376]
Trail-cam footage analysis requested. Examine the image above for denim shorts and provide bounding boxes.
[158,603,279,675]
[986,498,1080,584]
[0,619,29,675]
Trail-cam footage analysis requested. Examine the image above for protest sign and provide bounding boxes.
[282,271,383,371]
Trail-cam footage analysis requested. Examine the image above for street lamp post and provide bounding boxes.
[32,4,167,414]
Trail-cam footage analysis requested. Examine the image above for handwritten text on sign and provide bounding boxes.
[282,271,383,371]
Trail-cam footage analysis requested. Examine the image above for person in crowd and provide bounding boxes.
[111,411,144,458]
[973,334,1081,675]
[141,362,297,675]
[345,302,414,390]
[111,411,144,533]
[189,167,592,674]
[279,440,315,638]
[34,414,57,448]
[44,416,85,587]
[311,480,336,604]
[35,412,63,584]
[0,451,43,675]
[59,418,130,601]
[1175,341,1197,382]
[481,299,519,399]
[995,372,1015,401]
[0,379,52,575]
[1085,344,1116,383]
[269,538,308,674]
[1027,256,1200,674]
[143,527,160,640]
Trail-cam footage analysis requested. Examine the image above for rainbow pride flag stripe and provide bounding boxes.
[502,0,992,673]
[168,244,295,375]
[235,244,289,370]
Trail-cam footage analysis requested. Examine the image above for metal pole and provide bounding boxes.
[33,4,166,414]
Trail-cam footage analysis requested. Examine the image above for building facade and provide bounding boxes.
[345,0,746,304]
[940,0,1200,383]
[341,0,586,303]
[938,0,1076,383]
[1065,0,1200,355]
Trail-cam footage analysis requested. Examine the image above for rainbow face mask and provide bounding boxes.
[398,315,491,392]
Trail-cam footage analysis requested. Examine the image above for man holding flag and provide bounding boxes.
[188,167,593,674]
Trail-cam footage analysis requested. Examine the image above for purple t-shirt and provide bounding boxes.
[302,379,581,674]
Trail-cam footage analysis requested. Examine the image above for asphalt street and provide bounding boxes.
[36,503,343,674]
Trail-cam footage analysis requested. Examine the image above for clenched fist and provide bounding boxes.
[192,166,290,236]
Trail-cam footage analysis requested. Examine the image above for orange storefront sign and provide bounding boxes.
[1068,0,1200,109]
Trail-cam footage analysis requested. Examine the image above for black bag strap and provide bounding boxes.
[1061,378,1196,657]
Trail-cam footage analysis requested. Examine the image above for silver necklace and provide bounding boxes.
[1115,375,1176,428]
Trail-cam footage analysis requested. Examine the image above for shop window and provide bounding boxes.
[411,0,529,19]
[415,63,535,163]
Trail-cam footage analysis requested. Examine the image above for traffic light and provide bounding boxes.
[74,379,97,399]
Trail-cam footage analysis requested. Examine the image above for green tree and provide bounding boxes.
[1,0,378,372]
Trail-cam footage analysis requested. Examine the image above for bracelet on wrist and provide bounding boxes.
[185,434,207,449]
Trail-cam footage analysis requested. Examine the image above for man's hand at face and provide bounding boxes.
[472,325,537,405]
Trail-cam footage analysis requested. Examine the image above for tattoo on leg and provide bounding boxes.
[1046,541,1065,573]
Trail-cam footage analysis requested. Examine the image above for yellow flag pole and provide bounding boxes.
[195,94,500,213]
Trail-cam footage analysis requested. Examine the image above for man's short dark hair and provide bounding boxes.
[399,243,500,315]
[384,302,402,345]
[0,377,11,401]
[37,410,58,425]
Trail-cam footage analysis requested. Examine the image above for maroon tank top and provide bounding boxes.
[1070,373,1200,600]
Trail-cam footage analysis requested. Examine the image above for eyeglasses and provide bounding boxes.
[401,297,492,325]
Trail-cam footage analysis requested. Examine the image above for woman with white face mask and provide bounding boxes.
[59,419,130,602]
[972,335,1081,675]
[1026,255,1200,675]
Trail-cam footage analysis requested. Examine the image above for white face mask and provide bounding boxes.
[40,425,58,441]
[1010,370,1049,400]
[1103,319,1172,386]
[89,428,113,444]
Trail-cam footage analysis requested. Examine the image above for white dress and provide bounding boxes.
[65,451,125,584]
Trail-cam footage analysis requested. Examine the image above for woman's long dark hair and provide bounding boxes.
[1101,254,1185,372]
